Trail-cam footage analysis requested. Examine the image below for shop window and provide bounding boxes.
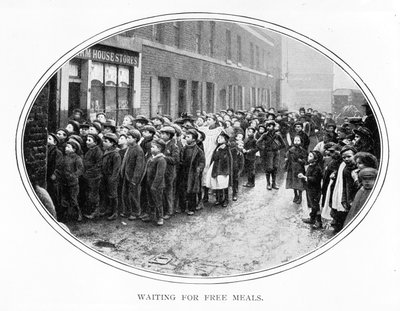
[90,61,132,124]
[158,77,171,115]
[173,22,181,48]
[178,80,187,116]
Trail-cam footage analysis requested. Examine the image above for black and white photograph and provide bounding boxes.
[3,1,400,310]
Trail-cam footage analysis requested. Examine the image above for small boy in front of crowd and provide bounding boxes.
[55,139,84,222]
[298,150,323,229]
[120,129,145,220]
[146,139,167,226]
[100,133,121,220]
[177,129,205,215]
[46,133,63,215]
[243,126,258,188]
[230,130,244,201]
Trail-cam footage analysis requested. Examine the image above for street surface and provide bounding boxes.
[69,172,334,277]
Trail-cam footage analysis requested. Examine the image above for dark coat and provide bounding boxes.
[243,136,258,161]
[47,145,63,181]
[285,145,307,190]
[211,144,233,181]
[256,130,286,154]
[120,143,145,185]
[146,154,167,190]
[179,143,205,193]
[163,139,179,181]
[230,142,244,173]
[140,136,153,161]
[305,163,323,191]
[83,145,103,180]
[56,152,83,186]
[341,163,358,210]
[101,147,121,182]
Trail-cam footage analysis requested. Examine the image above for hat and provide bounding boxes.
[142,125,156,135]
[160,126,176,135]
[152,138,166,152]
[96,112,106,118]
[68,134,83,146]
[326,122,336,129]
[310,150,323,163]
[80,121,90,129]
[340,144,357,154]
[326,143,341,152]
[103,120,117,132]
[67,120,80,133]
[87,133,101,145]
[121,124,134,131]
[265,120,276,127]
[220,109,227,114]
[293,121,303,127]
[227,108,234,113]
[135,115,149,124]
[358,167,378,179]
[170,124,182,136]
[48,132,59,145]
[90,122,102,134]
[67,139,81,152]
[258,124,267,131]
[267,112,276,119]
[72,108,84,116]
[103,133,119,145]
[247,126,256,133]
[127,129,141,141]
[186,129,199,140]
[299,107,305,113]
[353,126,372,138]
[236,110,246,115]
[151,115,165,123]
[181,113,195,123]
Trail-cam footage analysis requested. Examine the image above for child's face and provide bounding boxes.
[65,124,75,133]
[119,127,128,135]
[56,130,67,141]
[136,121,144,129]
[47,135,56,146]
[88,126,99,135]
[293,136,301,146]
[102,138,113,149]
[326,126,334,133]
[185,134,195,145]
[247,129,255,137]
[150,143,161,155]
[217,135,226,144]
[342,150,355,165]
[97,114,107,123]
[80,127,88,136]
[295,125,302,133]
[65,143,75,154]
[122,117,133,126]
[86,136,96,148]
[356,158,366,170]
[126,135,136,145]
[354,134,361,144]
[362,176,376,190]
[236,133,244,141]
[308,152,315,163]
[160,132,170,142]
[259,127,265,134]
[233,121,241,128]
[267,125,274,132]
[142,130,152,138]
[118,135,127,146]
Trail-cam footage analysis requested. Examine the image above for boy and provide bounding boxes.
[230,131,244,201]
[256,120,286,190]
[177,129,205,215]
[146,138,167,225]
[55,139,83,222]
[243,126,258,187]
[100,133,121,220]
[120,129,145,220]
[298,150,323,229]
[291,121,310,151]
[46,133,63,215]
[159,126,179,219]
[82,134,103,219]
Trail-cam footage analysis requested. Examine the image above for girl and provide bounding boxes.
[206,131,233,207]
[285,135,307,204]
[298,150,323,229]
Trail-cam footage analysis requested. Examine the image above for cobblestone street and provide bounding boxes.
[68,172,335,277]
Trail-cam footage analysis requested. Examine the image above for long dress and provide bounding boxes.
[199,126,223,186]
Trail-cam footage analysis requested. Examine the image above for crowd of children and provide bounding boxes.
[45,103,380,232]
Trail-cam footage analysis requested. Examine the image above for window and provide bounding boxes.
[191,81,200,115]
[153,24,163,42]
[206,82,214,113]
[195,21,202,53]
[256,45,260,69]
[237,35,242,63]
[226,29,231,60]
[251,87,256,105]
[69,59,81,78]
[209,21,215,57]
[178,80,187,116]
[238,86,243,110]
[228,85,233,108]
[90,61,132,124]
[250,43,254,68]
[173,22,181,47]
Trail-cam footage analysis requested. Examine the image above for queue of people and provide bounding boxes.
[45,103,379,232]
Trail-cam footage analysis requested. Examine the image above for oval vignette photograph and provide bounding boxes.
[19,16,386,281]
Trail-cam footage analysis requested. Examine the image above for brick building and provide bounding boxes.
[46,20,282,131]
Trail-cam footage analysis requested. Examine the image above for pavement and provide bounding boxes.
[68,172,335,277]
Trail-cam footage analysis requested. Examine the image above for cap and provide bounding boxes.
[67,139,81,152]
[353,126,372,138]
[90,122,102,134]
[340,144,358,154]
[48,132,59,145]
[127,129,141,141]
[103,133,119,144]
[142,125,156,135]
[67,120,80,133]
[358,167,378,179]
[186,129,199,140]
[87,133,101,145]
[160,126,176,135]
[135,115,149,124]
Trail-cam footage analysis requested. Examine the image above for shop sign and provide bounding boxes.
[76,46,139,67]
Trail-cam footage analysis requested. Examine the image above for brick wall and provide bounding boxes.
[23,84,49,188]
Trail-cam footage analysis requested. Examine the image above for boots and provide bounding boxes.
[107,198,118,220]
[266,173,272,190]
[222,188,229,207]
[271,171,279,190]
[313,215,323,229]
[295,191,302,204]
[293,190,298,203]
[84,204,100,219]
[214,190,222,206]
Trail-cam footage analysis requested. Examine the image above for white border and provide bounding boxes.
[15,12,389,284]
